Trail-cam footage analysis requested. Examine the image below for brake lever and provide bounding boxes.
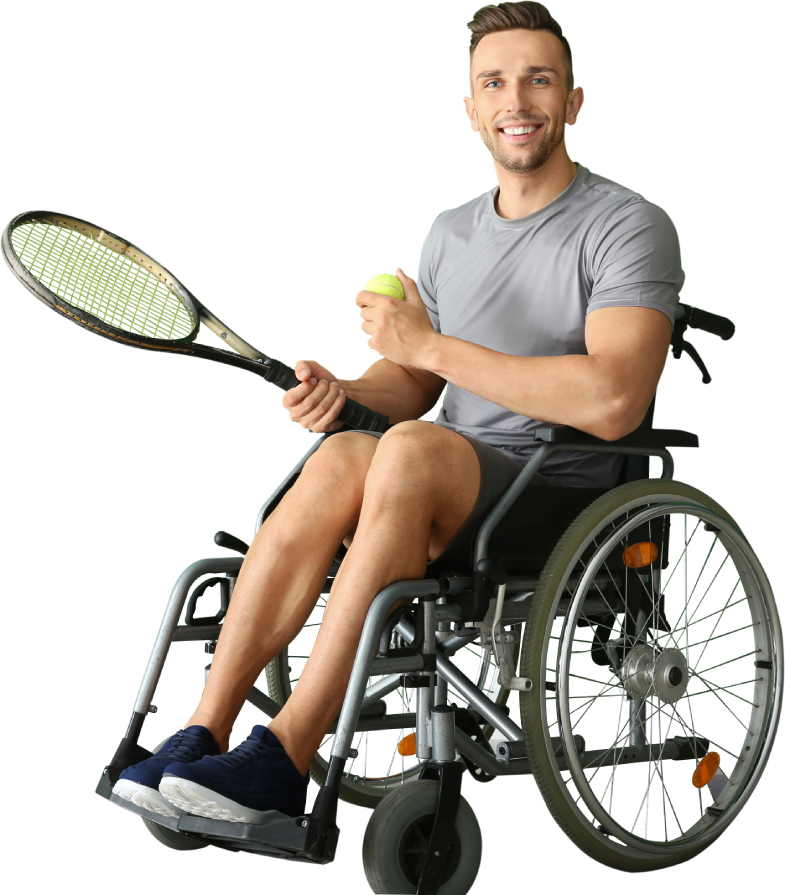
[671,323,712,384]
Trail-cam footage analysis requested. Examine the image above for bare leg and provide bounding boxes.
[184,432,378,751]
[267,421,481,774]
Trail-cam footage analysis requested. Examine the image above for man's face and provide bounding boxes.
[465,29,582,175]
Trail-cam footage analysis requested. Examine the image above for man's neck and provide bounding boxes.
[494,159,578,220]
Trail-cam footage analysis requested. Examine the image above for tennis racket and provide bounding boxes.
[2,210,390,432]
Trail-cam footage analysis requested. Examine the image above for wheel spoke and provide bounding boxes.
[690,581,744,670]
[631,698,676,835]
[530,498,775,858]
[689,669,758,700]
[690,675,753,733]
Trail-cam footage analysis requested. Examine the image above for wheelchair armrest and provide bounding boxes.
[533,424,699,449]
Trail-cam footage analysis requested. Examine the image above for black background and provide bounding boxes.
[6,4,773,890]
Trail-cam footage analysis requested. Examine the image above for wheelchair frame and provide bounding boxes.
[95,412,699,876]
[97,420,730,889]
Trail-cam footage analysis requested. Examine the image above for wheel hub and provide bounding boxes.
[621,643,689,704]
[399,816,461,885]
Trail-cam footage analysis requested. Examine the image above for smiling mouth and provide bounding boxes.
[497,123,544,142]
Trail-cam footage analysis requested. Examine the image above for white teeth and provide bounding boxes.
[502,126,538,135]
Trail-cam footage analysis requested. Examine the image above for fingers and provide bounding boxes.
[395,268,423,305]
[283,378,346,433]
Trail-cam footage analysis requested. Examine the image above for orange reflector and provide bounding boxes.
[692,752,721,788]
[397,733,416,756]
[623,541,659,569]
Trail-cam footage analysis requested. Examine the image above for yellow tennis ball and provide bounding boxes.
[365,273,405,301]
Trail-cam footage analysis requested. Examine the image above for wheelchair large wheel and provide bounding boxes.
[362,780,481,894]
[266,599,514,808]
[141,740,208,851]
[520,479,781,871]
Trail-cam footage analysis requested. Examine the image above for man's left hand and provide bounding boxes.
[356,268,438,368]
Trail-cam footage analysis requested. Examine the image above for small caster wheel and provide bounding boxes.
[362,780,481,894]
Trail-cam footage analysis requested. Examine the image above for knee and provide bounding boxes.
[368,421,443,491]
[299,432,376,500]
[376,421,432,449]
[380,420,430,441]
[376,421,442,463]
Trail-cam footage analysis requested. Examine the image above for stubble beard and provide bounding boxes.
[479,117,565,175]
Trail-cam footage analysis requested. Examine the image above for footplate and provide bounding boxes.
[105,788,338,863]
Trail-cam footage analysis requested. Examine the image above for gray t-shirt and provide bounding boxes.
[418,163,684,488]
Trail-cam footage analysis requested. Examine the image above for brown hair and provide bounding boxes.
[467,2,573,91]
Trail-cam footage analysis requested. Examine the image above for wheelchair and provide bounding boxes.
[96,303,781,893]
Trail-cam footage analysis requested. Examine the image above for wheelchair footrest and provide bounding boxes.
[177,811,332,864]
[106,788,339,863]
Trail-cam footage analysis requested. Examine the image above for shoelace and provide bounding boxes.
[159,729,212,763]
[214,734,275,770]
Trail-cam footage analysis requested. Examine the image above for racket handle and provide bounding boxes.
[263,358,390,433]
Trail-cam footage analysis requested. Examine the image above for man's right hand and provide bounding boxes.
[282,360,347,433]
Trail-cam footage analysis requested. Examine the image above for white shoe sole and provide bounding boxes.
[112,778,179,818]
[159,776,275,824]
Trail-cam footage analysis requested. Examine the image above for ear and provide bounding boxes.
[566,86,584,126]
[463,96,479,134]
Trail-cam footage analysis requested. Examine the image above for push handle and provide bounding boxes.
[671,304,736,384]
[676,305,736,342]
[676,304,736,342]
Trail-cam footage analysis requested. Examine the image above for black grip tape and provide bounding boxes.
[263,358,390,433]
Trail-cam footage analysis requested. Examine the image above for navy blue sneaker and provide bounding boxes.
[159,725,309,823]
[112,725,221,817]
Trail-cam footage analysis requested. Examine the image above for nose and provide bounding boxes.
[509,84,532,115]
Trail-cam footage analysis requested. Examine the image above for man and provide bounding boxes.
[113,1,682,822]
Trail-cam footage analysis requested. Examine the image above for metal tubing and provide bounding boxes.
[361,673,400,709]
[629,608,648,748]
[369,655,428,675]
[417,600,437,760]
[431,705,457,762]
[457,728,686,777]
[331,579,440,759]
[474,444,555,564]
[362,624,480,708]
[396,615,524,743]
[629,697,647,748]
[132,557,242,715]
[435,616,450,705]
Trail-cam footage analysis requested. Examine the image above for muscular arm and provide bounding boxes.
[339,359,444,425]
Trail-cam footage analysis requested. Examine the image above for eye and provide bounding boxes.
[485,78,548,87]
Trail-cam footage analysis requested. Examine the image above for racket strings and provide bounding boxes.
[10,221,195,340]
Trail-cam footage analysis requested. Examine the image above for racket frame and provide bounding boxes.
[3,210,390,432]
[2,210,273,373]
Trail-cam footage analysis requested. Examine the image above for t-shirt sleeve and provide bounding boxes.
[417,218,441,333]
[587,200,684,326]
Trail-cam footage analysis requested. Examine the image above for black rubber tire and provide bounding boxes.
[362,780,482,895]
[520,479,738,872]
[141,739,208,851]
